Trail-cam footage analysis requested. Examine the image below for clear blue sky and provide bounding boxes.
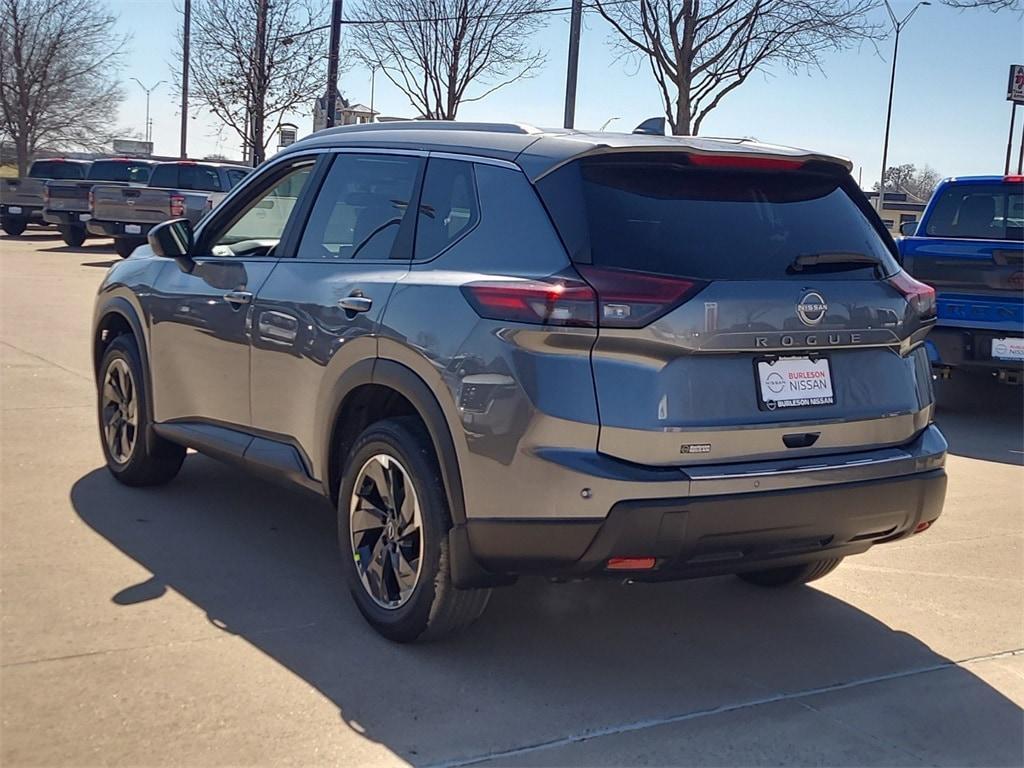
[115,0,1022,187]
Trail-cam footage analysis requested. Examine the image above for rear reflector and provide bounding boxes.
[888,270,936,321]
[461,275,596,327]
[914,520,932,534]
[687,154,806,171]
[606,557,656,571]
[576,265,705,328]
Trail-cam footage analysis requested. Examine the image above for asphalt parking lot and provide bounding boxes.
[1,231,1022,767]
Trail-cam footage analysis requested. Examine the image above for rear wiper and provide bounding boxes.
[789,252,882,273]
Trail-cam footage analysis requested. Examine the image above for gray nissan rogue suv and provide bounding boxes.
[92,122,947,641]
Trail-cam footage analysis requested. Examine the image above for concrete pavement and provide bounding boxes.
[1,232,1022,767]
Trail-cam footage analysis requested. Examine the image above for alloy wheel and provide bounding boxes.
[349,454,424,609]
[102,358,138,464]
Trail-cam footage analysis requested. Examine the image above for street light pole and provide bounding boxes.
[876,0,929,213]
[130,79,166,144]
[180,0,191,158]
[563,0,583,129]
[325,0,343,128]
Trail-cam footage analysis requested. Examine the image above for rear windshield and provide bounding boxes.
[87,161,152,183]
[924,183,1023,241]
[29,161,87,180]
[538,156,899,280]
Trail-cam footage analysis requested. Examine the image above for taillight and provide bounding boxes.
[461,274,596,327]
[1005,175,1024,184]
[41,186,49,204]
[576,265,705,328]
[888,270,936,320]
[169,194,186,217]
[687,154,806,171]
[88,189,95,211]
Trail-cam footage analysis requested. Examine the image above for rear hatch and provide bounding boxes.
[536,153,937,466]
[901,178,1023,332]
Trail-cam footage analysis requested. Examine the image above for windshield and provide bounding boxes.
[87,161,152,183]
[924,182,1023,241]
[538,155,899,281]
[29,161,87,180]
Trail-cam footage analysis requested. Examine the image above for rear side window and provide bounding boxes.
[226,168,250,188]
[87,161,152,183]
[179,164,223,192]
[539,156,898,281]
[29,161,86,180]
[149,165,179,188]
[414,159,479,260]
[925,183,1023,241]
[297,153,422,260]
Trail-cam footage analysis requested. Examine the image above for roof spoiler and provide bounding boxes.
[632,117,666,136]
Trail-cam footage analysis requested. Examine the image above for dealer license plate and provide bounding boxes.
[992,337,1024,361]
[8,206,22,214]
[757,356,834,410]
[124,224,141,235]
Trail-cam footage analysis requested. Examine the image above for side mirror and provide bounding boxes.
[899,220,918,237]
[148,218,194,259]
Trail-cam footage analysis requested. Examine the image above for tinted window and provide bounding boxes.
[149,164,178,188]
[86,161,152,183]
[212,164,314,251]
[226,168,250,188]
[540,156,899,280]
[414,159,479,260]
[925,183,1023,241]
[298,153,421,260]
[180,164,223,192]
[29,161,87,180]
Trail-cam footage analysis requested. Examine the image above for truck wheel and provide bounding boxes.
[60,225,87,247]
[114,238,140,259]
[737,558,843,588]
[98,335,186,486]
[338,416,491,642]
[2,216,27,236]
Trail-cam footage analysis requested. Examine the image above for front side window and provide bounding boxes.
[414,159,479,260]
[297,153,422,260]
[210,163,315,255]
[925,183,1024,241]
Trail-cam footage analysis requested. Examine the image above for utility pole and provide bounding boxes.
[563,0,583,129]
[180,0,191,158]
[1006,103,1018,175]
[252,0,269,166]
[876,0,929,213]
[325,0,343,128]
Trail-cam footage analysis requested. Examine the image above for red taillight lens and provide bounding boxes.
[576,265,705,328]
[687,154,806,171]
[888,270,936,321]
[606,557,656,571]
[461,275,596,327]
[169,194,186,218]
[1004,175,1024,184]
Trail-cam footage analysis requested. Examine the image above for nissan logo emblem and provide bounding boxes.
[797,291,827,326]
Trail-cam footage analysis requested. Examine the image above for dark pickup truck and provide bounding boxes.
[899,175,1023,383]
[43,158,155,246]
[88,160,250,257]
[1,159,92,235]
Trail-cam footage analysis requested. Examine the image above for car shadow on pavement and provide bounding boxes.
[934,373,1023,465]
[37,243,116,255]
[80,259,119,268]
[70,459,1023,766]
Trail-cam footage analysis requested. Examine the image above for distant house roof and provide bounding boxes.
[315,93,377,115]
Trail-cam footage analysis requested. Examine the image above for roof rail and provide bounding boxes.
[307,120,542,138]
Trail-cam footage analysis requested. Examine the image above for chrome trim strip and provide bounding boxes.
[689,453,909,481]
[427,151,520,170]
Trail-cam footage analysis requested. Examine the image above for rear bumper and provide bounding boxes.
[928,326,1024,372]
[42,210,89,227]
[457,424,948,583]
[465,468,946,580]
[1,204,43,221]
[86,220,151,239]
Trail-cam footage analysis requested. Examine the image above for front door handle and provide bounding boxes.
[223,290,253,306]
[338,295,373,313]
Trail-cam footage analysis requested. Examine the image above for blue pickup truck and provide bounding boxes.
[898,175,1023,384]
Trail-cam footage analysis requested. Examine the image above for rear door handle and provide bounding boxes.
[223,291,253,306]
[338,295,373,313]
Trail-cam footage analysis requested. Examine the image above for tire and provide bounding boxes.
[737,557,844,588]
[97,335,186,486]
[338,416,491,642]
[114,237,141,259]
[60,225,87,247]
[2,216,27,236]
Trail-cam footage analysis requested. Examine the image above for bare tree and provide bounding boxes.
[179,0,328,165]
[0,0,126,174]
[595,0,883,136]
[941,0,1020,8]
[346,0,549,120]
[873,162,941,202]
